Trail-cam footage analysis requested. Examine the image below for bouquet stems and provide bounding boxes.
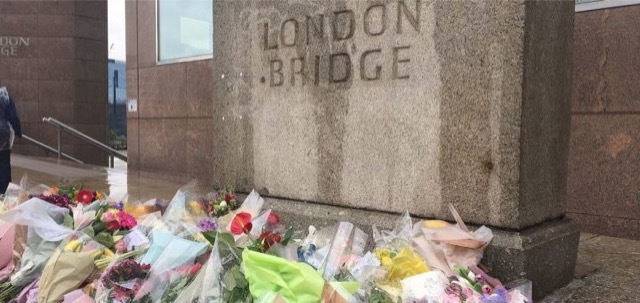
[0,282,23,302]
[95,249,146,269]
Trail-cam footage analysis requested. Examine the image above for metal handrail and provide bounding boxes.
[21,134,84,164]
[42,117,127,167]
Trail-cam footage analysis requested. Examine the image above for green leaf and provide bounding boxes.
[94,231,114,248]
[93,221,106,234]
[82,226,95,238]
[280,227,295,246]
[202,231,218,245]
[62,214,74,229]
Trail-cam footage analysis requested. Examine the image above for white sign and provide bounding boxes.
[127,99,138,112]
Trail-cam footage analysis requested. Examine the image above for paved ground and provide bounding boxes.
[541,233,639,302]
[10,154,640,302]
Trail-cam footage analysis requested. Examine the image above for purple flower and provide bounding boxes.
[199,218,219,232]
[114,201,124,211]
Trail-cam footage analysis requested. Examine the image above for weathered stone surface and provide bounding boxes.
[212,0,574,229]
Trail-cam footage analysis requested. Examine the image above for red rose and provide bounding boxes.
[106,220,121,231]
[230,212,252,235]
[267,212,280,226]
[76,189,94,204]
[225,192,234,203]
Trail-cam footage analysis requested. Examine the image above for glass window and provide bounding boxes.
[157,0,213,62]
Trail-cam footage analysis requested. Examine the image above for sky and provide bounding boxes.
[108,0,126,61]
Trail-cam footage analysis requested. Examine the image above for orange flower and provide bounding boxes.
[230,212,253,235]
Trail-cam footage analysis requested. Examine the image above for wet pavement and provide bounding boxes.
[9,154,640,302]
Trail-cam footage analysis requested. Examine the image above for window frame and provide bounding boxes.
[576,0,640,12]
[155,0,214,65]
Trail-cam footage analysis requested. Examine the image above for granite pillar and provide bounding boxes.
[212,0,579,298]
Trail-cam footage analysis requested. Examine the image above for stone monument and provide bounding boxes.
[212,0,579,298]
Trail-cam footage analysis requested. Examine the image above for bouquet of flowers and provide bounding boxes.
[132,224,209,302]
[186,188,240,218]
[0,175,28,283]
[37,232,108,302]
[0,197,74,301]
[94,258,151,303]
[85,202,138,250]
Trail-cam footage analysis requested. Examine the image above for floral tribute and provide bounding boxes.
[187,188,240,218]
[99,259,151,303]
[0,182,532,303]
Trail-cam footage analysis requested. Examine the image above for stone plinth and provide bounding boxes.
[212,0,578,298]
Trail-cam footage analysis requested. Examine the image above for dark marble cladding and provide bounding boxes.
[37,37,75,59]
[0,58,39,79]
[126,118,139,170]
[38,0,75,15]
[572,10,605,112]
[601,6,640,112]
[568,213,639,240]
[74,0,107,20]
[569,7,640,239]
[0,0,109,166]
[0,1,39,14]
[138,118,187,177]
[572,6,640,112]
[567,115,640,223]
[136,0,156,68]
[37,14,75,37]
[75,38,108,61]
[0,14,38,35]
[38,80,76,103]
[38,58,75,80]
[137,64,187,118]
[125,0,138,69]
[74,16,107,41]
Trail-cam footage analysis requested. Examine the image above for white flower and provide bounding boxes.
[72,204,96,230]
[220,201,227,208]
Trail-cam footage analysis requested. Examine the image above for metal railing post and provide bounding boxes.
[42,117,127,164]
[57,127,62,160]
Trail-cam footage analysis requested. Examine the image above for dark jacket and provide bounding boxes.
[0,87,22,150]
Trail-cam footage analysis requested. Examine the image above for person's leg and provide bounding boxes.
[0,150,10,194]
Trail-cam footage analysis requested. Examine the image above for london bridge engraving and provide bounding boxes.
[261,0,422,87]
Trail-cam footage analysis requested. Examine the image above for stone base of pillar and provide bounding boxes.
[483,219,580,299]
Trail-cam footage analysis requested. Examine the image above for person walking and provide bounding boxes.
[0,87,22,194]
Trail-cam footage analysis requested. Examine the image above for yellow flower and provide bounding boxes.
[187,201,204,215]
[386,246,429,282]
[424,220,449,229]
[64,240,81,252]
[95,192,105,200]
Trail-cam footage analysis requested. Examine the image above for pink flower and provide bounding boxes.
[114,240,126,253]
[117,211,137,229]
[101,211,117,222]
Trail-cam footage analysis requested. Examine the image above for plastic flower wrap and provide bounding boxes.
[172,232,230,303]
[225,210,294,255]
[133,227,208,302]
[298,222,366,302]
[94,258,151,303]
[37,232,108,302]
[0,175,28,283]
[0,198,73,301]
[243,249,325,302]
[412,204,493,274]
[367,212,430,302]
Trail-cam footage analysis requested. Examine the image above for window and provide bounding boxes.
[157,0,213,62]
